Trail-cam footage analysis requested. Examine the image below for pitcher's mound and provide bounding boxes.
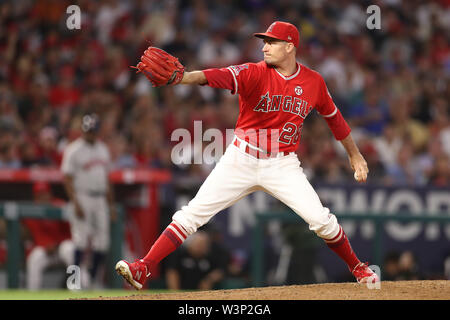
[102,280,449,300]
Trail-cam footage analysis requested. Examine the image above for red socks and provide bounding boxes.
[324,225,360,271]
[142,222,359,276]
[142,221,188,272]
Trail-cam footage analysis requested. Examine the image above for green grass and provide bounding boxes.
[0,289,170,300]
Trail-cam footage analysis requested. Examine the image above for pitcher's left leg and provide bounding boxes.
[260,156,340,239]
[260,156,378,283]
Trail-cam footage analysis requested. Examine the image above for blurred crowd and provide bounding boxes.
[383,250,423,281]
[0,0,449,188]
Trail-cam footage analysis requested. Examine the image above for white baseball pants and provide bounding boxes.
[172,137,340,240]
[26,239,74,290]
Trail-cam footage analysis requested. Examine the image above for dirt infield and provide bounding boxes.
[99,280,449,300]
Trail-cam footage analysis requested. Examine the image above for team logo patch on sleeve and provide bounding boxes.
[230,64,249,76]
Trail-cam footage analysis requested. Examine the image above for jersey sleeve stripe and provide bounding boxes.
[320,107,338,118]
[226,67,238,95]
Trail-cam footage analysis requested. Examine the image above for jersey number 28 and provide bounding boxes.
[278,122,302,145]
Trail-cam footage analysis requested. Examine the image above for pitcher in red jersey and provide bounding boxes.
[116,21,379,289]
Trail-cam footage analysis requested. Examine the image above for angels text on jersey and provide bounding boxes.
[253,91,313,119]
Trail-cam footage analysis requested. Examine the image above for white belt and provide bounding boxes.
[232,136,294,159]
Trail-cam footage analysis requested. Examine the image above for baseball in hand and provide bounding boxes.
[354,171,367,182]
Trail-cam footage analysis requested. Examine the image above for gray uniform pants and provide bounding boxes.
[69,193,110,252]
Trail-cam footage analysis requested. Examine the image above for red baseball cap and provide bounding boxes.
[254,21,299,48]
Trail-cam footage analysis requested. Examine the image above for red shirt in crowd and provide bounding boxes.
[22,198,71,252]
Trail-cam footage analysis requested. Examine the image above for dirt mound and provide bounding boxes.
[99,280,449,300]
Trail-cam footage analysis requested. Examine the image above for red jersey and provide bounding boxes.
[203,61,351,153]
